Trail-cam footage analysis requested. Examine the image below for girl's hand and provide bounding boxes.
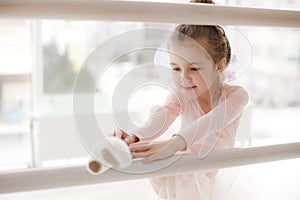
[111,129,140,145]
[129,135,186,163]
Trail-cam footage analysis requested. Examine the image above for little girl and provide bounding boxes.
[113,1,249,199]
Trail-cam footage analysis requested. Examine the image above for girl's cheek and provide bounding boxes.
[195,71,211,85]
[172,73,181,86]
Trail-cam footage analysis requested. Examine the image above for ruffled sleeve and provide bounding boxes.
[176,86,249,149]
[128,92,182,142]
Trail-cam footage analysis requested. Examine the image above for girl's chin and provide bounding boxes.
[176,86,208,98]
[177,88,199,98]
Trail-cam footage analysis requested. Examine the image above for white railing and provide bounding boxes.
[0,142,300,193]
[0,0,299,27]
[0,0,300,194]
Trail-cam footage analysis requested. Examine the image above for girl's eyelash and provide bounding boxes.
[191,67,201,71]
[171,66,202,71]
[172,67,202,71]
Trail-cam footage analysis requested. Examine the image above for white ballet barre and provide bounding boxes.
[0,142,299,194]
[0,0,300,27]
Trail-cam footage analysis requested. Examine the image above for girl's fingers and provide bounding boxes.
[124,137,133,145]
[124,135,138,145]
[112,130,119,138]
[129,141,152,147]
[115,129,124,139]
[114,129,125,139]
[111,129,140,146]
[129,143,153,152]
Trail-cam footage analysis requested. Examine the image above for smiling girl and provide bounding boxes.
[112,0,249,199]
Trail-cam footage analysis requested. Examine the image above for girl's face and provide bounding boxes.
[168,40,219,98]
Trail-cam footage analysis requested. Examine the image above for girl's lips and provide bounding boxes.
[181,85,197,90]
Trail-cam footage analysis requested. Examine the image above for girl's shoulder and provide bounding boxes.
[224,84,249,95]
[223,84,250,103]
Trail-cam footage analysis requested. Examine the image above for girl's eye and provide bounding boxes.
[191,67,201,71]
[172,67,181,71]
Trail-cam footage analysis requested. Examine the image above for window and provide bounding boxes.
[0,20,31,170]
[0,0,299,171]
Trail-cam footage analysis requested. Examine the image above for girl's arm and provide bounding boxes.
[175,86,249,150]
[128,93,182,142]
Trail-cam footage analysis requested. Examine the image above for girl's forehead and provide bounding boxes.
[168,40,212,63]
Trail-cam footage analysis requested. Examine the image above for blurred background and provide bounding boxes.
[0,0,299,199]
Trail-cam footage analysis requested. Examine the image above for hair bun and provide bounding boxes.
[190,0,215,4]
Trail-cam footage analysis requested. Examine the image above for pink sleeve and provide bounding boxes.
[176,86,249,149]
[128,93,182,141]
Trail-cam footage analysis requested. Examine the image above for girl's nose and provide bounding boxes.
[182,71,192,82]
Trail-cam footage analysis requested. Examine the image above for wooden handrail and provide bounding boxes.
[0,0,299,27]
[0,142,299,193]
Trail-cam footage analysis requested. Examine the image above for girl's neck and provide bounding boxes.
[197,78,224,113]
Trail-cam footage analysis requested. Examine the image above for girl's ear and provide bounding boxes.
[216,57,227,74]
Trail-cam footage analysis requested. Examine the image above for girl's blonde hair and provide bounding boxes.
[174,0,231,66]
